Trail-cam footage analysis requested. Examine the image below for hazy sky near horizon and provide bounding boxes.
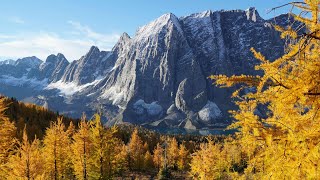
[0,0,293,61]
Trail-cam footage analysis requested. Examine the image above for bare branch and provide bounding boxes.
[267,2,307,14]
[303,93,320,96]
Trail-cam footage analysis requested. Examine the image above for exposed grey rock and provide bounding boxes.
[15,56,42,69]
[0,56,42,78]
[62,46,113,85]
[100,13,207,125]
[198,101,222,122]
[166,104,178,114]
[0,8,295,130]
[38,53,69,82]
[0,59,15,65]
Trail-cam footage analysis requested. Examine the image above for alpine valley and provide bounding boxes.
[0,8,291,131]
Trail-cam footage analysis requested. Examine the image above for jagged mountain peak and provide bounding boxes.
[45,53,68,63]
[135,12,183,41]
[87,46,100,56]
[120,32,131,40]
[160,12,179,21]
[15,56,42,68]
[40,54,68,72]
[183,10,212,19]
[0,59,15,65]
[45,54,58,63]
[78,46,102,63]
[112,32,131,52]
[245,7,261,22]
[37,53,69,82]
[57,53,67,59]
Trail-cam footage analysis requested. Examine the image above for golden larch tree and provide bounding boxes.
[127,128,145,171]
[89,114,120,179]
[210,0,320,178]
[153,143,164,171]
[177,142,189,171]
[0,98,16,178]
[7,127,44,179]
[112,140,128,176]
[72,115,92,180]
[167,137,179,169]
[143,150,154,171]
[190,141,231,179]
[43,117,73,179]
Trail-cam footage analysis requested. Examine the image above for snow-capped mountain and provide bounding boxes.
[0,8,293,130]
[0,59,15,65]
[0,56,42,78]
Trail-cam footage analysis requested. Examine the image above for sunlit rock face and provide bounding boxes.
[0,8,293,130]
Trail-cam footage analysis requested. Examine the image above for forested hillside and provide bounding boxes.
[0,96,222,179]
[0,96,78,140]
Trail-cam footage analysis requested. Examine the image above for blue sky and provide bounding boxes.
[0,0,292,61]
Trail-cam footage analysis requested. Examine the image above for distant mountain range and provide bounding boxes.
[0,8,292,131]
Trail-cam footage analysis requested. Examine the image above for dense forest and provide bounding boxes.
[1,0,320,179]
[1,96,78,141]
[0,96,223,179]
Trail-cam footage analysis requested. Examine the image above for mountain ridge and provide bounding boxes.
[0,8,293,131]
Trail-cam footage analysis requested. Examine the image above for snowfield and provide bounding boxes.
[198,101,222,122]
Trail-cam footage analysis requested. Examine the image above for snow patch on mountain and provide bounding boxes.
[0,75,48,89]
[133,99,163,116]
[135,13,183,41]
[198,101,222,122]
[101,86,125,106]
[0,59,15,65]
[46,77,103,96]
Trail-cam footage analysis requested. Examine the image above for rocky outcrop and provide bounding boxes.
[0,56,42,78]
[61,46,113,85]
[38,53,69,82]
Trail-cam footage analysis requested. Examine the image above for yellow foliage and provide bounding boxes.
[0,98,16,178]
[127,128,145,171]
[209,0,320,179]
[88,114,122,179]
[153,143,164,170]
[71,115,92,180]
[190,140,241,179]
[43,117,73,179]
[167,137,179,169]
[143,150,154,170]
[6,128,44,179]
[177,142,190,171]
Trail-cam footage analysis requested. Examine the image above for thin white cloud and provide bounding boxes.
[0,22,121,61]
[67,20,120,48]
[9,16,25,24]
[0,35,16,39]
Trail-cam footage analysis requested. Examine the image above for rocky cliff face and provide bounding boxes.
[93,8,288,128]
[0,8,292,130]
[37,53,70,82]
[61,46,113,85]
[0,56,42,78]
